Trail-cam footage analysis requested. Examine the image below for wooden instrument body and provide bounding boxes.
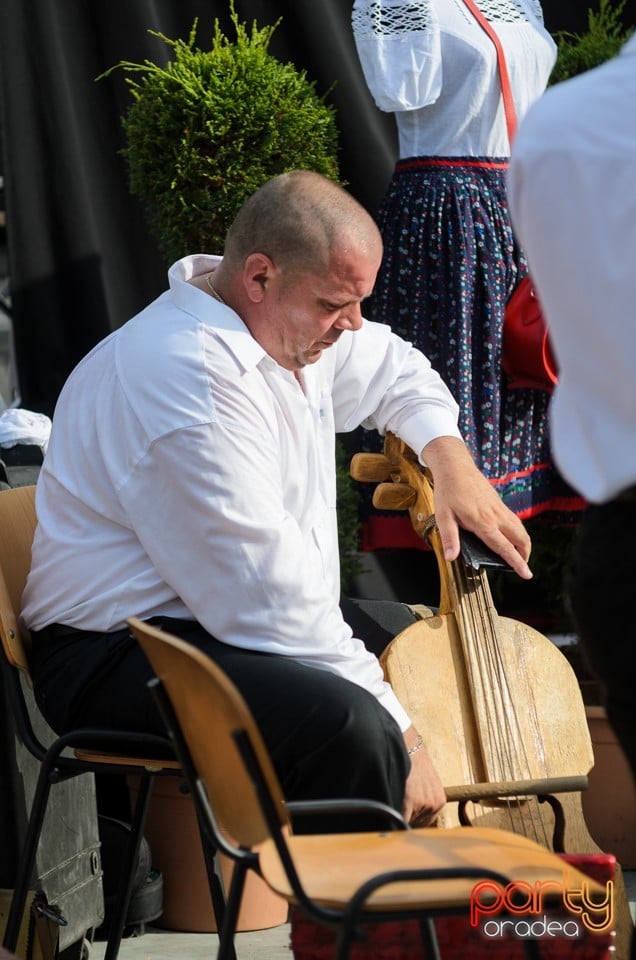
[382,613,594,848]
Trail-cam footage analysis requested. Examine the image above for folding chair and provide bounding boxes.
[129,616,606,960]
[0,486,230,959]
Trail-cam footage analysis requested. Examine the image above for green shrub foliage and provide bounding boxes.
[336,439,364,593]
[103,8,340,262]
[550,0,633,84]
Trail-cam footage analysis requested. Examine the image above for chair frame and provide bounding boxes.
[0,486,232,960]
[127,617,588,960]
[231,722,524,960]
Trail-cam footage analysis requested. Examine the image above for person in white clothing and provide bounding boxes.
[351,0,583,554]
[509,35,636,958]
[24,171,531,830]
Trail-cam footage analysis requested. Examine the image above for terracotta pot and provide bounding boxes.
[583,706,636,869]
[128,776,288,933]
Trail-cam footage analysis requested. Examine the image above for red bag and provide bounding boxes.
[503,275,558,392]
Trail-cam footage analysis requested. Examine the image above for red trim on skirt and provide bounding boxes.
[396,157,510,172]
[360,494,587,551]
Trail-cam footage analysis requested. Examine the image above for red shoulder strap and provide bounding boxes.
[461,0,518,144]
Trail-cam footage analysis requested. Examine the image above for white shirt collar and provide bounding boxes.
[169,254,267,374]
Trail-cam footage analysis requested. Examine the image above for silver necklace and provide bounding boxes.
[204,272,226,306]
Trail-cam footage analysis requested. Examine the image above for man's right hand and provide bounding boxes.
[402,728,446,826]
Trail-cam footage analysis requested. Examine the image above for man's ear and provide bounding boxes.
[243,253,275,303]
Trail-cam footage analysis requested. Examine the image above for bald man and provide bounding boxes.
[24,171,531,831]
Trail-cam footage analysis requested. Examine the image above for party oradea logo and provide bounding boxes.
[470,874,614,940]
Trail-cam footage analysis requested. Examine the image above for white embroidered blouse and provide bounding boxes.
[352,0,556,158]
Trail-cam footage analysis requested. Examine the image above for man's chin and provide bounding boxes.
[302,346,326,364]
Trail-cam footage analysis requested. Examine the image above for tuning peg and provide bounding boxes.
[349,453,392,483]
[372,482,416,511]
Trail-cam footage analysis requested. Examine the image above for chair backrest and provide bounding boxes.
[128,617,290,851]
[0,485,38,681]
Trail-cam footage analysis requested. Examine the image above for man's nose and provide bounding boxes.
[335,303,363,332]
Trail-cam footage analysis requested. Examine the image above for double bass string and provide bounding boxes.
[451,560,518,818]
[457,562,518,779]
[461,561,548,844]
[452,556,550,846]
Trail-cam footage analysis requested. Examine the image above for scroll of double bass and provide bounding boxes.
[351,433,632,957]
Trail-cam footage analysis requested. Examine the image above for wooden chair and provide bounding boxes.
[0,486,231,960]
[129,616,606,960]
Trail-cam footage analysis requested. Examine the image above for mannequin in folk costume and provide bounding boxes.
[351,0,584,551]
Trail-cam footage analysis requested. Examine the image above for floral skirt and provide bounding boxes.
[359,157,584,550]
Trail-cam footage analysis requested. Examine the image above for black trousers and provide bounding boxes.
[567,500,636,783]
[30,598,418,833]
[567,498,636,960]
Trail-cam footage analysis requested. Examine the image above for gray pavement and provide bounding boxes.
[89,922,292,959]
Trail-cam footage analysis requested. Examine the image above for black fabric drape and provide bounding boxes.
[543,0,636,33]
[0,0,395,415]
[0,0,634,415]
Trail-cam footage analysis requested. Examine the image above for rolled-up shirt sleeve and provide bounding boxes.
[333,318,461,450]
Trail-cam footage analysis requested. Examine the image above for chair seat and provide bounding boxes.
[73,748,181,771]
[257,825,603,912]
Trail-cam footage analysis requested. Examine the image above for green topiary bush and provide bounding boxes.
[550,0,634,84]
[101,4,340,262]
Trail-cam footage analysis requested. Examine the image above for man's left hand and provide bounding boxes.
[422,436,532,580]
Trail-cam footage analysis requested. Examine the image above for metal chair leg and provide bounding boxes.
[418,918,442,960]
[3,763,54,952]
[216,860,249,960]
[102,774,155,960]
[196,828,237,960]
[523,936,543,959]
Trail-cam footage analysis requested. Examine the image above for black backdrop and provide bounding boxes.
[1,0,634,415]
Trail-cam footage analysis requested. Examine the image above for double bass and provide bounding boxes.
[351,433,633,958]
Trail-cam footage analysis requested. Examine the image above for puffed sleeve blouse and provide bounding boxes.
[351,0,557,157]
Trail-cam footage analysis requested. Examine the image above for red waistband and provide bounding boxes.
[396,157,510,172]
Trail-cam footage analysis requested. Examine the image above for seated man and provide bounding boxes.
[23,170,531,831]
